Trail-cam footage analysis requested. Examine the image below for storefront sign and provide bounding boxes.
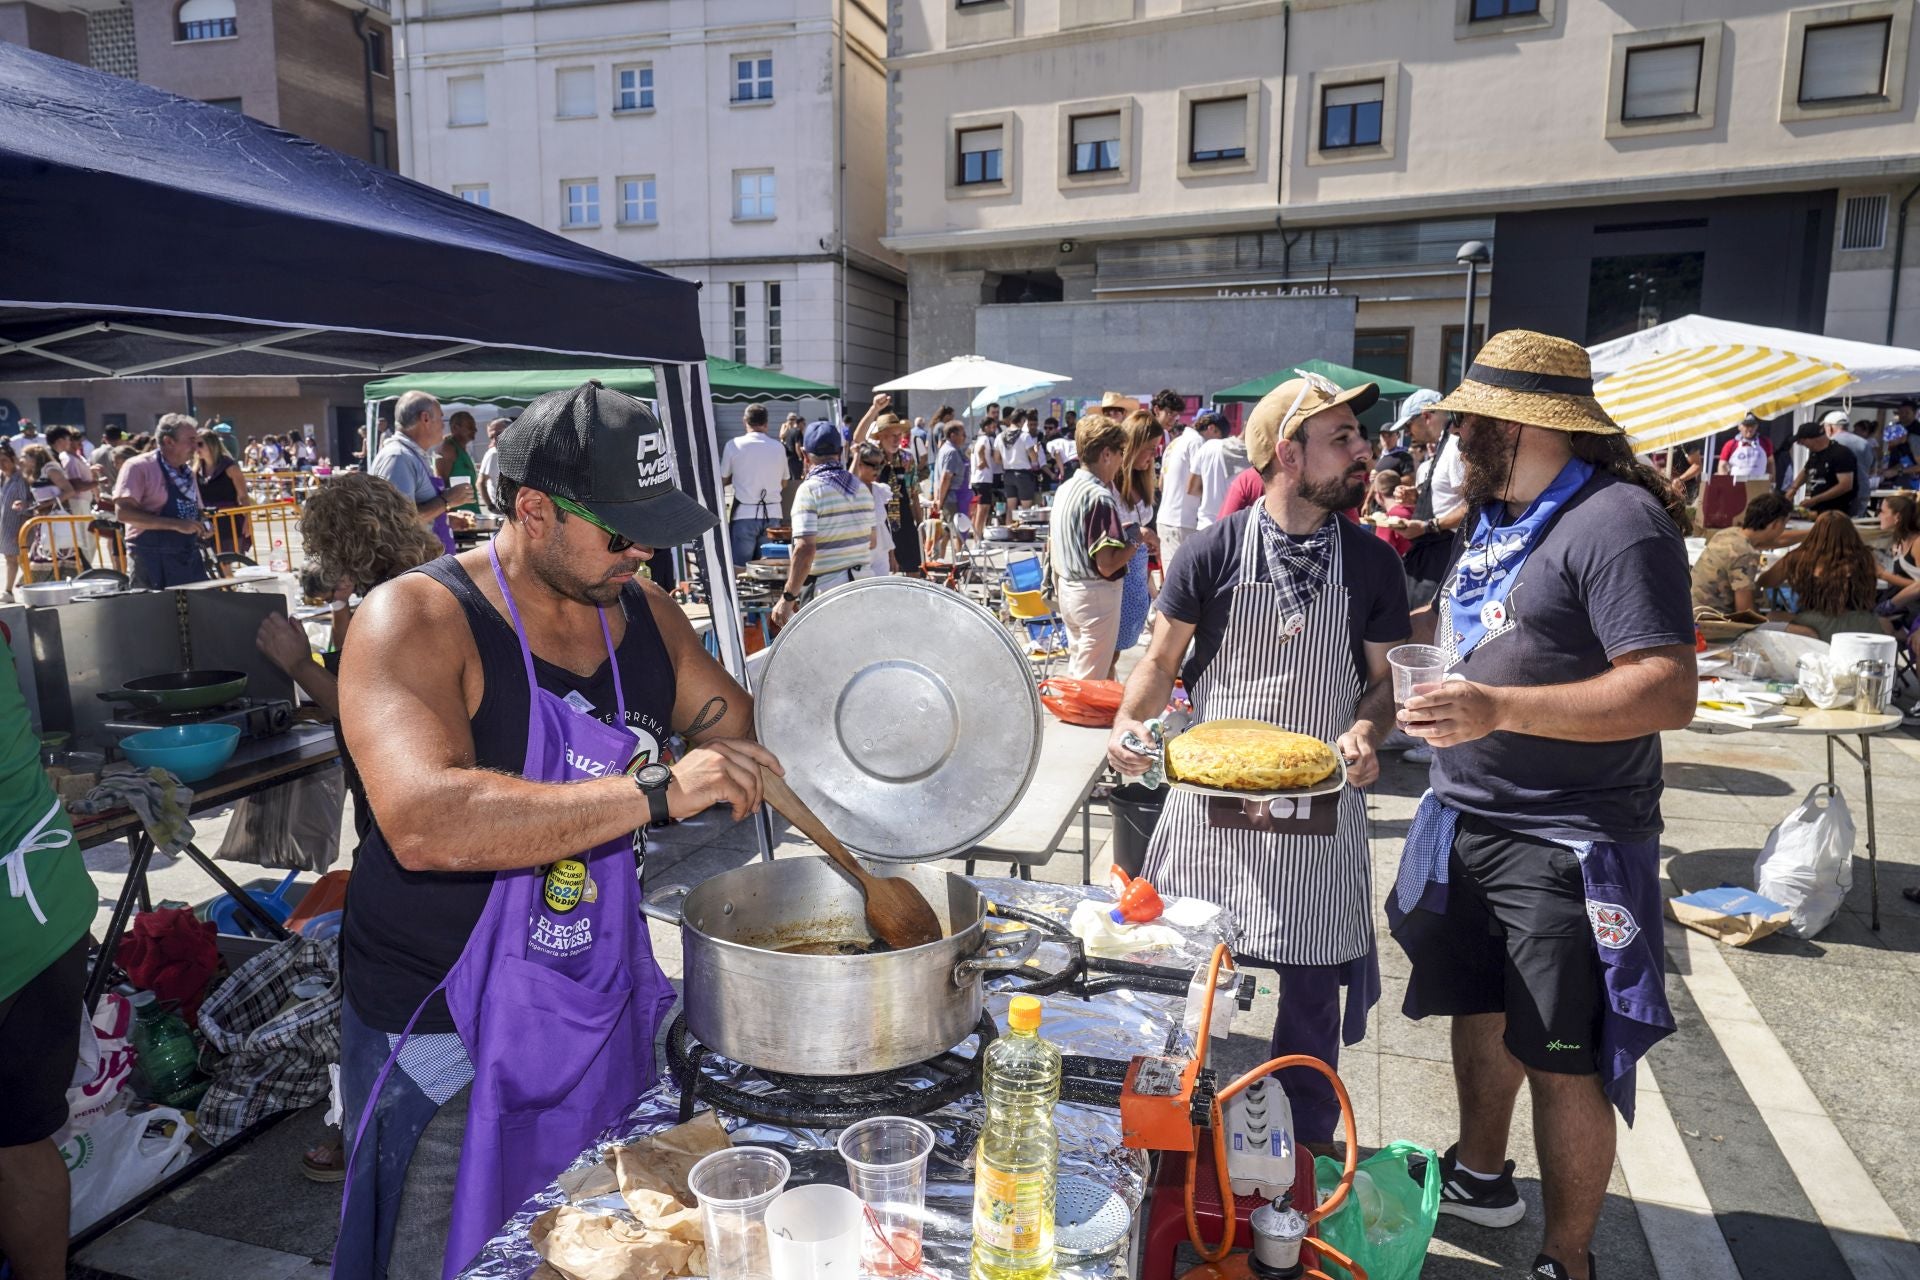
[1214,285,1342,299]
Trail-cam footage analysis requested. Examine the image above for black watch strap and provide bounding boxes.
[634,764,672,824]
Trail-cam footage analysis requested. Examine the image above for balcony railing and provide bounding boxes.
[179,16,237,39]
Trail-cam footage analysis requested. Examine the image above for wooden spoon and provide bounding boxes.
[759,766,944,950]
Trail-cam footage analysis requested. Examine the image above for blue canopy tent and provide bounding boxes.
[0,44,767,842]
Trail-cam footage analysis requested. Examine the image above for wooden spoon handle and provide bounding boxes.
[759,766,871,883]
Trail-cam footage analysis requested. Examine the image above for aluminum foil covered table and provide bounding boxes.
[459,877,1236,1279]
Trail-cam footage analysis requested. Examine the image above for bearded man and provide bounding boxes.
[1388,331,1696,1280]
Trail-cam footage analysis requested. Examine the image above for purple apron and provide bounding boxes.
[340,542,674,1279]
[429,474,457,555]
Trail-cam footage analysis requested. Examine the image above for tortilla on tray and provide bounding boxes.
[1165,719,1340,792]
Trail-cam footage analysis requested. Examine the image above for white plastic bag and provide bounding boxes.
[1754,785,1855,938]
[59,1106,192,1231]
[66,993,136,1133]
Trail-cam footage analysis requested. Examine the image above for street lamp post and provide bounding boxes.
[1455,240,1491,385]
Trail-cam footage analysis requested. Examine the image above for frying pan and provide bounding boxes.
[98,669,249,711]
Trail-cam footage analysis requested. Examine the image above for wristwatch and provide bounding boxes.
[633,762,672,825]
[781,590,800,603]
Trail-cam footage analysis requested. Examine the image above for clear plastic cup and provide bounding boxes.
[766,1184,863,1280]
[689,1146,790,1280]
[1387,644,1449,707]
[836,1115,935,1276]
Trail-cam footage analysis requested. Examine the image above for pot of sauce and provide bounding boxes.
[646,857,1039,1076]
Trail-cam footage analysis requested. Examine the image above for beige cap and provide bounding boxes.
[1245,373,1379,469]
[1099,391,1139,413]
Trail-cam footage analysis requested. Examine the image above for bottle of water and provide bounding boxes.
[971,995,1061,1280]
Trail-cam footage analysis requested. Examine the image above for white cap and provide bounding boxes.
[1390,388,1444,433]
[1820,409,1851,428]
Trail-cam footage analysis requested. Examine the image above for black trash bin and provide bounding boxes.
[1107,783,1166,878]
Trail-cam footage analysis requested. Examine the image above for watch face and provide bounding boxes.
[636,763,672,790]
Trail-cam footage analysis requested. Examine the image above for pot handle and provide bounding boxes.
[952,924,1043,987]
[641,883,690,926]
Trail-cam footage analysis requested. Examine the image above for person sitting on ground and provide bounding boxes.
[1689,492,1799,616]
[1756,509,1888,641]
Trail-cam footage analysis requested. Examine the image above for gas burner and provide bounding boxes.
[102,697,295,742]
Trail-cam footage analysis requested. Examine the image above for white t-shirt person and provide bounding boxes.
[1158,429,1204,531]
[719,430,789,523]
[1191,437,1251,529]
[999,428,1039,472]
[868,481,893,578]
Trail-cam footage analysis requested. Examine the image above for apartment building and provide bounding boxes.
[887,0,1920,397]
[392,0,906,404]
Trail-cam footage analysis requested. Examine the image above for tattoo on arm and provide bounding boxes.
[680,695,728,740]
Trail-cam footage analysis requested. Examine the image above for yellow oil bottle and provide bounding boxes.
[971,995,1061,1280]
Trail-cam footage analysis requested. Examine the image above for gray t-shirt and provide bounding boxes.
[370,434,438,505]
[1431,471,1693,843]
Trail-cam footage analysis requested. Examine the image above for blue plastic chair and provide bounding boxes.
[1005,555,1045,595]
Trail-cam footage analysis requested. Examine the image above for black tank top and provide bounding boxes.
[341,555,677,1033]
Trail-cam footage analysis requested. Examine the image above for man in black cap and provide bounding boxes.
[335,382,781,1279]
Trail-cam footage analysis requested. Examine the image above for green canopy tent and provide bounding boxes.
[1213,358,1423,403]
[365,357,837,405]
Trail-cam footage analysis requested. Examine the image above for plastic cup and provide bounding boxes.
[689,1147,790,1280]
[836,1115,935,1276]
[1387,644,1449,707]
[765,1183,863,1280]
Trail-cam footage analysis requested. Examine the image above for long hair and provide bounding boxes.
[1787,510,1876,616]
[196,429,232,475]
[1114,410,1163,509]
[300,472,444,595]
[1883,494,1920,545]
[1569,430,1693,536]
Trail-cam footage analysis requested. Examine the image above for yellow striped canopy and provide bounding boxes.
[1594,345,1854,455]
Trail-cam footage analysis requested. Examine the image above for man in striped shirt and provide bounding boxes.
[773,421,876,627]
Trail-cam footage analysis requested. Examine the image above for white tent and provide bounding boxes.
[1588,314,1920,400]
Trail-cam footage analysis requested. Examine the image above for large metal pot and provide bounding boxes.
[649,857,1038,1077]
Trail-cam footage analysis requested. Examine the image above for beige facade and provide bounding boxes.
[887,0,1920,392]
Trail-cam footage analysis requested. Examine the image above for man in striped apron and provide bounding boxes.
[1108,372,1411,1151]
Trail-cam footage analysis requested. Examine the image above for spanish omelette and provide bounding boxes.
[1165,719,1339,791]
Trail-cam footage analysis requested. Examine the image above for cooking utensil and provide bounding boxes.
[754,577,1042,863]
[118,723,241,782]
[16,580,109,607]
[646,857,1041,1075]
[760,766,943,950]
[97,669,249,712]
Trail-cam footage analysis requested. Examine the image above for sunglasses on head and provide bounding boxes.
[549,494,637,553]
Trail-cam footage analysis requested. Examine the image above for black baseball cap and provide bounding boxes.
[496,381,718,547]
[1792,421,1824,441]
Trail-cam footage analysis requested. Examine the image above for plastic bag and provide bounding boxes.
[1754,785,1854,938]
[195,934,341,1145]
[1313,1141,1441,1280]
[59,1105,192,1231]
[1038,677,1125,727]
[66,992,137,1132]
[215,761,345,871]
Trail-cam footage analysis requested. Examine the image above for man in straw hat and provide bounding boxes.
[1106,371,1411,1155]
[1387,331,1697,1280]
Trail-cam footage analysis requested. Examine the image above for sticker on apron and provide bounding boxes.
[1205,794,1339,837]
[543,859,587,913]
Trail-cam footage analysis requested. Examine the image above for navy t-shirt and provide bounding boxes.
[1799,442,1858,514]
[1431,471,1693,843]
[1155,509,1411,690]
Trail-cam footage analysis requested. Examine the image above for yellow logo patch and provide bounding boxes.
[543,859,587,914]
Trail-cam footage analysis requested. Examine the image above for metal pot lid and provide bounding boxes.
[754,577,1042,863]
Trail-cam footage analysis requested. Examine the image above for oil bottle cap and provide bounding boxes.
[1007,995,1042,1031]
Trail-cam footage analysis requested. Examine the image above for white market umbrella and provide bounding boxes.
[876,355,1069,394]
[1595,344,1854,455]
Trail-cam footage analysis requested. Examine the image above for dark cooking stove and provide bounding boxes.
[101,696,295,743]
[665,901,1253,1130]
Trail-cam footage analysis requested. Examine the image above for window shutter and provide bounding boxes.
[1800,20,1890,102]
[1622,43,1701,119]
[448,77,485,125]
[960,126,1002,154]
[1071,113,1121,146]
[1191,98,1245,154]
[557,67,594,117]
[1323,81,1382,109]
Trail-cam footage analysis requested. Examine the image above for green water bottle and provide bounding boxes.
[972,995,1061,1280]
[129,991,199,1102]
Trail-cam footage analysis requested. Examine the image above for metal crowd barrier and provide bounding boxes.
[17,514,126,582]
[211,502,300,572]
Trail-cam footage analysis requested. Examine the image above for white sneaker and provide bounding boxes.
[1904,701,1920,726]
[1401,746,1434,765]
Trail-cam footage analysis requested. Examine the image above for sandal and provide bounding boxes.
[302,1137,347,1183]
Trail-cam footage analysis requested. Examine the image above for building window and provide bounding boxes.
[455,184,492,208]
[365,28,387,76]
[1068,112,1121,175]
[1354,330,1412,386]
[766,283,783,368]
[1320,81,1383,149]
[1440,325,1486,392]
[1189,98,1247,163]
[448,76,485,127]
[370,127,390,169]
[1841,194,1889,251]
[619,176,658,225]
[730,284,748,363]
[733,169,775,220]
[732,55,773,103]
[556,67,595,119]
[562,179,600,229]
[957,126,1003,185]
[1799,17,1892,103]
[615,64,654,112]
[1470,0,1536,18]
[177,0,235,40]
[1622,41,1701,120]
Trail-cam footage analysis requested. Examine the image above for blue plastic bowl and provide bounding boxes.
[119,723,241,783]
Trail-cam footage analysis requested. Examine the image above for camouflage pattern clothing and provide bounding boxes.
[1689,526,1762,613]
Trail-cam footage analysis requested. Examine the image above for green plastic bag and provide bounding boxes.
[1312,1141,1441,1280]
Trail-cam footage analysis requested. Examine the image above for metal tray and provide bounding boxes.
[1167,752,1349,801]
[754,577,1043,863]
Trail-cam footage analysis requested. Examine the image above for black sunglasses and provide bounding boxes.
[550,494,636,553]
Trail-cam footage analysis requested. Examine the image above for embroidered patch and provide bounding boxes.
[1586,900,1638,950]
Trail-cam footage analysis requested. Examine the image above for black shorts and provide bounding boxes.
[972,480,1000,506]
[1393,814,1601,1077]
[0,935,91,1146]
[1004,470,1038,501]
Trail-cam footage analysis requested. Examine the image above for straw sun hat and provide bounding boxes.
[1431,330,1622,435]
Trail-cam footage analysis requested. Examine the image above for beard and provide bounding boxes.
[531,539,641,606]
[1295,466,1368,513]
[1460,420,1519,509]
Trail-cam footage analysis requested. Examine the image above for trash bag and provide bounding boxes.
[58,1105,192,1231]
[1754,784,1854,939]
[1313,1141,1441,1280]
[66,993,137,1134]
[1039,677,1125,727]
[194,934,341,1145]
[215,761,346,872]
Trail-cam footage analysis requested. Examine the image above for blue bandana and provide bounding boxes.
[1444,458,1592,662]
